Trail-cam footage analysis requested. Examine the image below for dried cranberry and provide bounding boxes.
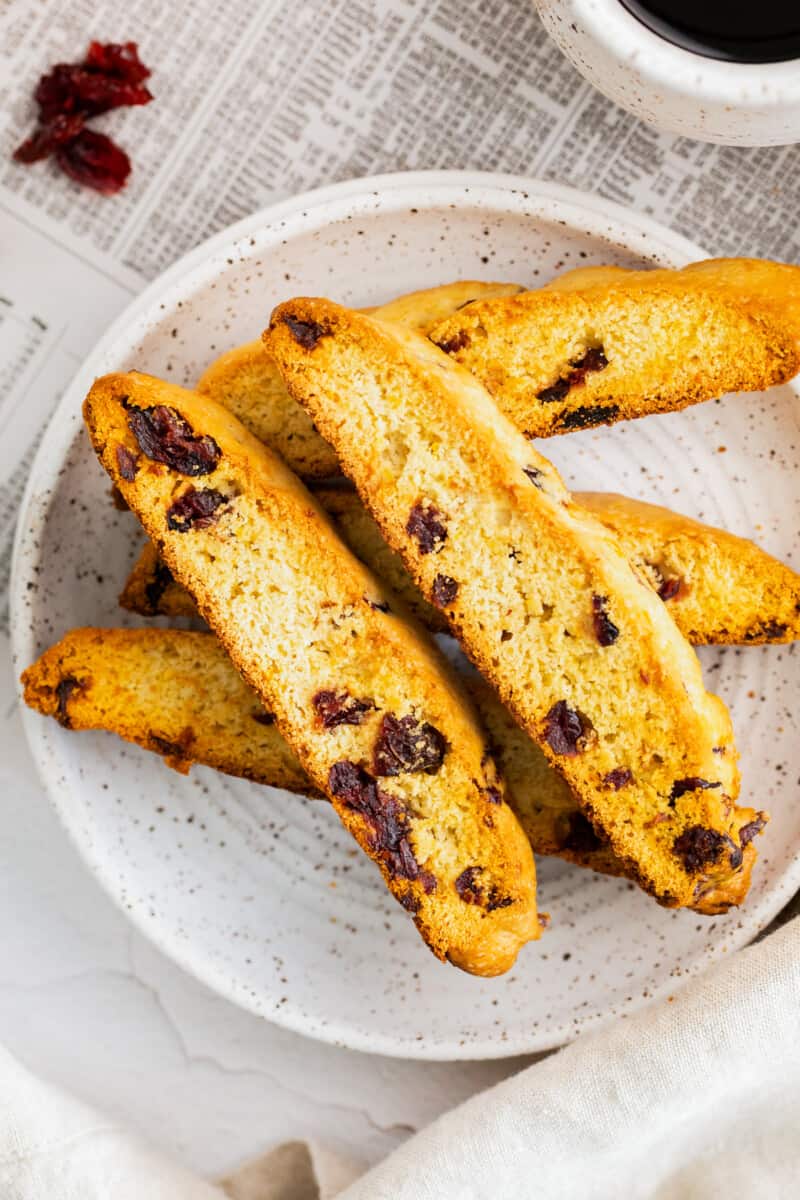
[150,733,192,759]
[56,130,131,195]
[673,826,729,873]
[559,404,620,430]
[282,315,328,349]
[543,701,586,756]
[657,576,682,602]
[84,41,151,85]
[312,689,374,729]
[431,574,458,608]
[603,767,633,790]
[454,866,511,910]
[744,620,789,640]
[454,866,484,905]
[13,113,86,162]
[115,444,138,481]
[537,346,608,403]
[13,41,152,193]
[406,502,447,554]
[536,377,571,404]
[562,811,601,852]
[373,713,447,776]
[143,559,174,614]
[739,817,766,846]
[327,761,436,891]
[591,594,620,646]
[55,676,82,727]
[669,777,722,803]
[125,403,221,475]
[433,329,470,355]
[166,487,228,532]
[523,467,544,489]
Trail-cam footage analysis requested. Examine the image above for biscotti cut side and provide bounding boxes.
[83,370,541,975]
[122,489,448,632]
[20,626,629,880]
[583,493,800,646]
[426,284,799,438]
[21,626,316,792]
[266,299,766,914]
[197,281,523,481]
[122,488,800,648]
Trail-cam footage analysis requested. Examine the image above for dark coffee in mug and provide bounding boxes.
[620,0,800,62]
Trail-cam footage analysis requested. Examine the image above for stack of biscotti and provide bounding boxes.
[21,261,800,971]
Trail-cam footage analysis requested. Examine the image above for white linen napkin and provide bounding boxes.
[1,914,798,1200]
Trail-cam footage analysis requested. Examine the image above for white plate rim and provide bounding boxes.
[10,169,799,1059]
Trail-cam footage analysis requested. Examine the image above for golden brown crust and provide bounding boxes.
[196,281,523,481]
[123,489,800,648]
[82,369,541,975]
[266,298,766,914]
[427,269,800,438]
[544,257,800,343]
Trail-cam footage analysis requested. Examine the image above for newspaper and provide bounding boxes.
[1,0,799,629]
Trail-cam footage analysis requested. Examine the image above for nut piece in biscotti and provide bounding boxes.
[426,272,800,438]
[83,370,541,975]
[266,298,765,915]
[21,626,316,793]
[582,493,800,646]
[197,281,522,481]
[123,487,800,649]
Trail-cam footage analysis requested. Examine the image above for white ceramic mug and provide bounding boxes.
[535,0,800,145]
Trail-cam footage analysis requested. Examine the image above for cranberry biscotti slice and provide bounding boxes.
[122,487,800,648]
[197,280,522,481]
[426,272,799,438]
[266,299,765,914]
[583,493,800,645]
[83,370,542,974]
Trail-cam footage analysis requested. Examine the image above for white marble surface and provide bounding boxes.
[0,638,531,1179]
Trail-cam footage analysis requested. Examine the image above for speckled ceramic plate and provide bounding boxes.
[11,172,800,1059]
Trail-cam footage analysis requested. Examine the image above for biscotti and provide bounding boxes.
[21,626,317,793]
[123,489,800,648]
[83,369,542,974]
[583,493,800,645]
[266,298,766,915]
[426,272,800,437]
[197,280,523,480]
